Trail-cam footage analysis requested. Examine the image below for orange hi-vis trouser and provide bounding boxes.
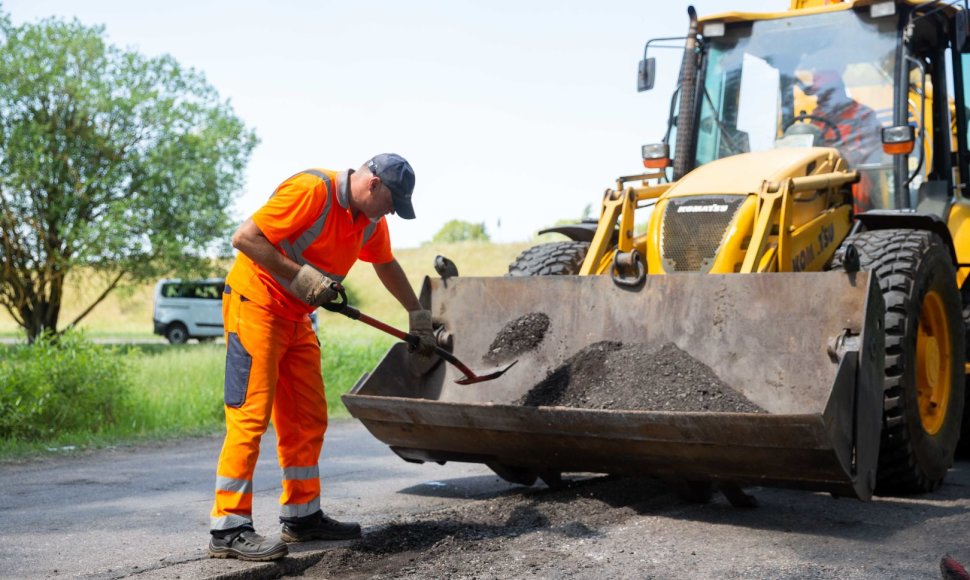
[210,286,327,532]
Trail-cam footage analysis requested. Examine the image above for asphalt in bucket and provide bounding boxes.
[482,312,550,364]
[517,341,764,413]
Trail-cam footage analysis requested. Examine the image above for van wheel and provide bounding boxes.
[832,229,964,494]
[507,241,589,276]
[165,322,189,345]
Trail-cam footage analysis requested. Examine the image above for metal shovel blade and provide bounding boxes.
[324,288,518,387]
[454,360,518,385]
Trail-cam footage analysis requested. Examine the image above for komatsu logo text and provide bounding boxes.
[677,204,729,213]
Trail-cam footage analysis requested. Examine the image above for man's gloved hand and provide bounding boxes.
[288,264,339,307]
[408,309,437,356]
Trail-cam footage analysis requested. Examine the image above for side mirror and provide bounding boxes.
[881,125,916,155]
[638,58,656,92]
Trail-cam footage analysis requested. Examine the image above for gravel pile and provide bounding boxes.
[517,341,763,413]
[482,312,550,364]
[301,475,670,579]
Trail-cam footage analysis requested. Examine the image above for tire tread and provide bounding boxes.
[832,229,962,494]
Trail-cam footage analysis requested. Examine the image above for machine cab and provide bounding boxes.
[645,1,970,220]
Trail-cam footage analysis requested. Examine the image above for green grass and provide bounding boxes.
[117,335,389,429]
[0,328,398,461]
[320,329,395,416]
[122,344,226,434]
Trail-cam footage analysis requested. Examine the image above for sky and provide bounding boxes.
[5,0,788,248]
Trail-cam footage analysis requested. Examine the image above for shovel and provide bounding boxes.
[321,285,516,385]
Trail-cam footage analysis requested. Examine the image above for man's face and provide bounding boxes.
[809,71,848,110]
[362,179,395,221]
[815,85,842,109]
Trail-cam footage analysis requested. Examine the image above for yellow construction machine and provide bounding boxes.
[343,0,970,501]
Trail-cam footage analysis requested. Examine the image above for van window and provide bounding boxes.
[161,282,225,299]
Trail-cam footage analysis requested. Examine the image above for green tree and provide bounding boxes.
[431,220,490,243]
[0,14,257,341]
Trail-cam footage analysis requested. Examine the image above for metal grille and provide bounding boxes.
[661,195,745,272]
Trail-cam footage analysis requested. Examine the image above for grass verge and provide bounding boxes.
[0,328,394,461]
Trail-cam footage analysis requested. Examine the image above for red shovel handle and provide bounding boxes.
[320,282,485,382]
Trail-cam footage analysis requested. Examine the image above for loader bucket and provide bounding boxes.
[342,272,885,500]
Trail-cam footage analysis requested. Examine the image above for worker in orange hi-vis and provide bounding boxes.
[805,69,883,212]
[207,154,436,562]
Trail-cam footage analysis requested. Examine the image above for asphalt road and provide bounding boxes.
[4,421,970,579]
[0,420,520,579]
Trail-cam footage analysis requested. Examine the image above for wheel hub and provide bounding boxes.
[916,290,952,435]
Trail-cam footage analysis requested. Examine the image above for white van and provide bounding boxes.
[152,278,319,344]
[152,278,226,344]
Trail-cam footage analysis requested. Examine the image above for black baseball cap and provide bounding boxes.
[367,153,416,219]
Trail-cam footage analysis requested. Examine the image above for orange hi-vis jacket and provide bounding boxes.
[226,168,394,318]
[811,101,882,212]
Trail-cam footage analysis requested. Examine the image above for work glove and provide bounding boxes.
[408,309,437,356]
[288,264,339,307]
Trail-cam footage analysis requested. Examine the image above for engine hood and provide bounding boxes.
[666,148,844,197]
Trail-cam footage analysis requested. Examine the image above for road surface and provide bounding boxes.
[0,420,518,579]
[3,420,970,579]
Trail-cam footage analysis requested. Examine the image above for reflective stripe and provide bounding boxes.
[301,169,330,182]
[280,496,320,519]
[278,171,332,262]
[271,170,343,289]
[272,169,332,198]
[210,513,253,531]
[282,465,319,481]
[336,169,351,208]
[284,189,331,262]
[362,221,379,245]
[215,475,252,494]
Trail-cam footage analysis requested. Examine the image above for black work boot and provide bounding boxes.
[280,511,362,542]
[208,528,288,561]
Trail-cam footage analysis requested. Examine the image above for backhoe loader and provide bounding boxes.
[343,0,970,500]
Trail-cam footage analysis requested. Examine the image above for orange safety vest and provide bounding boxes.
[812,102,881,212]
[812,101,879,163]
[226,169,393,320]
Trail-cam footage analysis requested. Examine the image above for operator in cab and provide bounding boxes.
[803,69,882,212]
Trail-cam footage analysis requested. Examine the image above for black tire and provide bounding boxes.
[832,229,964,494]
[507,241,589,276]
[165,322,189,345]
[958,287,970,458]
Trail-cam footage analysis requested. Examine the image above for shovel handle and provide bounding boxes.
[320,284,435,349]
[322,287,412,343]
[356,311,469,370]
[320,283,479,380]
